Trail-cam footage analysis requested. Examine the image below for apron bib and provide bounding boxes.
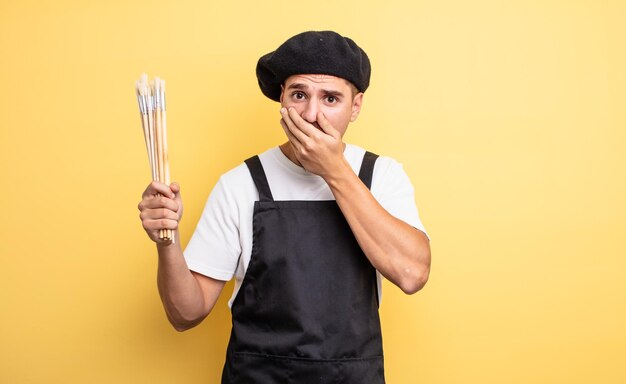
[222,151,385,383]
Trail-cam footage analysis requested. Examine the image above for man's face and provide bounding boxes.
[280,74,363,137]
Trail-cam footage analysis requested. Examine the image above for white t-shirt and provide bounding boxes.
[184,143,427,307]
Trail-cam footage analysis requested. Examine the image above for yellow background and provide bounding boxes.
[1,0,625,383]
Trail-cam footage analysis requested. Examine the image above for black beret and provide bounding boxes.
[256,31,371,102]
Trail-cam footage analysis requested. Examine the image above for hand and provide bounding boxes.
[138,181,183,244]
[279,107,346,178]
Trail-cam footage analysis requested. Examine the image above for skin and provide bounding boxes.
[138,74,431,331]
[138,182,225,331]
[279,74,431,294]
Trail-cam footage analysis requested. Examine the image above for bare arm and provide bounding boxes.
[324,164,430,294]
[280,108,431,294]
[139,182,225,331]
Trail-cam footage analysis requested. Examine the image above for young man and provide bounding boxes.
[138,31,431,383]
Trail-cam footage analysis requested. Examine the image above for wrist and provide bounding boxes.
[323,158,356,189]
[156,231,181,252]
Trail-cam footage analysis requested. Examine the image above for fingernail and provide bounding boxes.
[280,107,286,114]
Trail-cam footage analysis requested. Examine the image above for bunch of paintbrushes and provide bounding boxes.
[135,74,173,242]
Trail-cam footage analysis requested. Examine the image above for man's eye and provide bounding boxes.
[326,96,337,103]
[293,92,305,99]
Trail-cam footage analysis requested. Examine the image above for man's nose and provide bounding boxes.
[301,99,319,124]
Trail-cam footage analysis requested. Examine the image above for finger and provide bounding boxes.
[169,182,180,195]
[138,194,180,212]
[286,107,320,137]
[143,218,179,231]
[280,118,303,149]
[317,112,340,139]
[170,182,181,201]
[140,207,180,222]
[142,180,175,199]
[280,108,311,143]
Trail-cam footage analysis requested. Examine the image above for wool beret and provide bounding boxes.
[256,31,371,101]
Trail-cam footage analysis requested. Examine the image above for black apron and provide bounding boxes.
[222,151,385,384]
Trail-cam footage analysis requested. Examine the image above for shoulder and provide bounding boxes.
[210,157,258,211]
[373,154,406,181]
[219,147,278,188]
[344,143,409,187]
[220,161,252,188]
[215,147,284,201]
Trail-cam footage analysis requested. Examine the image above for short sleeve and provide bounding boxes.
[371,158,429,238]
[183,177,241,281]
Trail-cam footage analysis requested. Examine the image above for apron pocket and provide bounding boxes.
[229,352,384,384]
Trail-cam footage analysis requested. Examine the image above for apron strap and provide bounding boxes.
[358,151,379,190]
[245,155,274,202]
[246,150,378,201]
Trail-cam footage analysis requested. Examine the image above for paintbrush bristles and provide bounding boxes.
[135,74,173,242]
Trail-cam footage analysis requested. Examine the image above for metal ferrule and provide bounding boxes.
[136,94,147,114]
[154,88,161,109]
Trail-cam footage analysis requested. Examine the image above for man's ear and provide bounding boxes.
[350,93,364,122]
[280,84,285,104]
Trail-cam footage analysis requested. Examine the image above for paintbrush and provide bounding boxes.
[136,74,174,242]
[136,79,155,179]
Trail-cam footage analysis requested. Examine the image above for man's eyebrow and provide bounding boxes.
[322,89,346,98]
[286,83,346,97]
[286,82,310,91]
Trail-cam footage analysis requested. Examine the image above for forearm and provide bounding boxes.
[326,161,431,294]
[156,232,208,331]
